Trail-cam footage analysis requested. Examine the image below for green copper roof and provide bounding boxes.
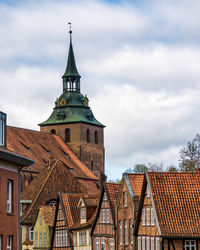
[39,92,104,128]
[62,41,80,79]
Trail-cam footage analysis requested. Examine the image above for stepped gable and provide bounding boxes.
[21,160,89,224]
[128,173,144,196]
[148,172,200,237]
[105,183,120,220]
[61,193,99,229]
[7,126,97,180]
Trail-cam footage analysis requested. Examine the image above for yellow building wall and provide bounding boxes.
[33,210,52,250]
[74,228,92,250]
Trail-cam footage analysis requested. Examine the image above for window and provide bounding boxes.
[129,219,133,243]
[39,214,42,225]
[119,221,122,244]
[0,111,6,147]
[183,240,196,250]
[147,208,150,226]
[156,238,160,250]
[102,237,106,250]
[106,209,110,223]
[142,208,146,226]
[55,230,67,247]
[7,236,12,250]
[102,209,106,223]
[63,230,68,246]
[80,207,86,219]
[147,186,150,197]
[147,237,150,250]
[151,208,155,226]
[20,204,23,216]
[151,237,154,250]
[138,237,141,250]
[79,232,83,246]
[142,237,145,250]
[95,131,98,144]
[7,180,12,213]
[73,232,77,246]
[89,230,92,245]
[51,129,56,134]
[39,232,42,247]
[124,220,128,244]
[110,238,114,250]
[29,228,34,241]
[59,210,63,220]
[35,232,38,247]
[123,192,127,207]
[82,231,86,246]
[65,128,70,142]
[103,192,107,201]
[44,232,47,248]
[86,129,90,142]
[96,238,100,250]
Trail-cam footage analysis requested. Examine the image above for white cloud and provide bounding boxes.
[1,0,200,178]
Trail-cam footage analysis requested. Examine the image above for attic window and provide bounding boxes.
[40,144,50,154]
[59,147,70,158]
[80,207,86,219]
[0,111,6,147]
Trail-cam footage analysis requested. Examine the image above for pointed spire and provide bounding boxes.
[62,23,81,80]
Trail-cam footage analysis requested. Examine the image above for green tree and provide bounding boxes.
[132,164,148,173]
[179,134,200,172]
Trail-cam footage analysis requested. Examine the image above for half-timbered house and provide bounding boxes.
[117,173,144,250]
[91,183,120,250]
[134,172,200,250]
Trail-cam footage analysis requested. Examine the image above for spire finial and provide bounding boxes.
[68,22,72,43]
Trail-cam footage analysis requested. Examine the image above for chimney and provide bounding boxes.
[0,111,7,147]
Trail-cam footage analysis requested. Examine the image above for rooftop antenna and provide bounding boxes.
[68,22,72,43]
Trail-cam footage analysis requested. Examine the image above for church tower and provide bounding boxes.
[39,27,105,178]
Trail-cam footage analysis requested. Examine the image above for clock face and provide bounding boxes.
[59,97,66,106]
[84,99,88,107]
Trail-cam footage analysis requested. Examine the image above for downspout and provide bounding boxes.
[18,167,22,250]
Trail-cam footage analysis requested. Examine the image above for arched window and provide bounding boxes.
[95,131,98,144]
[51,129,56,134]
[86,129,90,143]
[65,128,70,142]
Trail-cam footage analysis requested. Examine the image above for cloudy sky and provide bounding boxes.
[1,0,200,179]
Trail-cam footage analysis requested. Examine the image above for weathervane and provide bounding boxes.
[68,22,72,43]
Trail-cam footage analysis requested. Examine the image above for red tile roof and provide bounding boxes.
[40,206,56,227]
[105,183,120,213]
[7,126,97,180]
[148,172,200,237]
[21,160,96,224]
[128,173,144,196]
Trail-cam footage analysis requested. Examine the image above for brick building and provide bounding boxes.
[91,183,120,250]
[117,173,144,250]
[134,172,200,250]
[0,111,33,250]
[39,29,105,178]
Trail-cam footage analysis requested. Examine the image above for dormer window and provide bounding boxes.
[0,111,6,147]
[80,207,86,220]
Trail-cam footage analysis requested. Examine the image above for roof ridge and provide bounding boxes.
[21,160,59,222]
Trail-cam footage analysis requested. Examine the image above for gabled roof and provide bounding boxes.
[127,173,144,196]
[135,172,200,238]
[21,160,94,224]
[32,205,56,229]
[7,126,97,180]
[60,192,99,229]
[91,182,120,235]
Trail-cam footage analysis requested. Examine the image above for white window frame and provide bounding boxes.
[142,236,146,250]
[96,237,100,250]
[151,208,155,226]
[102,237,106,250]
[29,227,34,241]
[147,237,150,250]
[156,237,160,250]
[7,180,12,213]
[73,232,77,246]
[35,232,38,247]
[80,207,86,219]
[147,186,150,197]
[147,208,150,226]
[82,231,86,246]
[79,232,83,246]
[103,192,107,201]
[123,192,127,207]
[44,232,47,248]
[124,220,128,244]
[142,208,146,226]
[138,237,142,250]
[7,235,12,250]
[102,209,106,223]
[183,240,196,250]
[106,209,110,223]
[110,238,114,250]
[130,219,133,243]
[151,237,154,250]
[119,221,122,244]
